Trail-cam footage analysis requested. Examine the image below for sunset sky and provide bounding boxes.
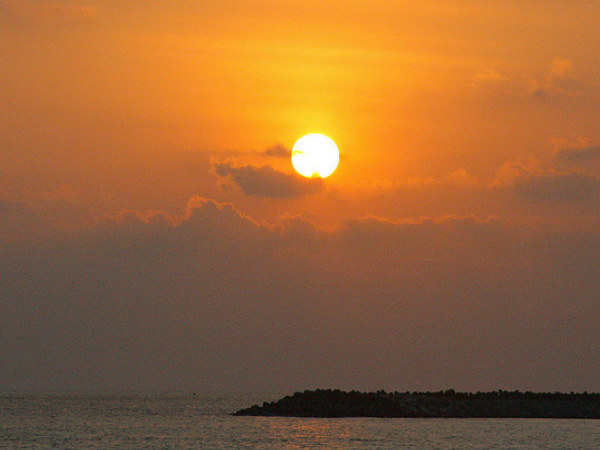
[2,0,600,393]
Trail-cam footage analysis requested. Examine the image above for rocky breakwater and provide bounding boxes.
[234,389,600,418]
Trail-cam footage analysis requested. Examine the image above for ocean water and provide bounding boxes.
[2,393,600,450]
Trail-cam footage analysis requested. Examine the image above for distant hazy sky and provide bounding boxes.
[1,0,600,393]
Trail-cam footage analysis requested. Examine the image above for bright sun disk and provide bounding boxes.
[291,133,339,178]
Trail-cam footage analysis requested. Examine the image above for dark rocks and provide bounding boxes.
[233,389,600,418]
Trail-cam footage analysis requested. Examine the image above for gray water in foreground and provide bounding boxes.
[2,393,600,449]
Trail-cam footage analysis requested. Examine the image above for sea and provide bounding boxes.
[2,392,600,450]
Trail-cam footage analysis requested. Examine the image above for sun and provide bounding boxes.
[291,133,339,178]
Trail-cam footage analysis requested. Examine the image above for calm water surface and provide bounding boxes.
[2,393,600,449]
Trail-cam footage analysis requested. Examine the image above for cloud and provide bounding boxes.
[214,163,323,198]
[514,173,600,202]
[0,185,109,239]
[2,197,600,392]
[470,59,583,100]
[263,143,291,158]
[493,158,545,186]
[0,197,49,242]
[491,156,600,205]
[529,58,581,98]
[555,144,600,166]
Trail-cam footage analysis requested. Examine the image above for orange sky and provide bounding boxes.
[1,0,600,392]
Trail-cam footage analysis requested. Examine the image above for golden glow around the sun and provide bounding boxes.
[291,134,340,178]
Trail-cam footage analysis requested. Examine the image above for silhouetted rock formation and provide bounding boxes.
[233,389,600,418]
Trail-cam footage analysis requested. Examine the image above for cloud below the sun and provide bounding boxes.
[1,196,600,392]
[214,162,323,198]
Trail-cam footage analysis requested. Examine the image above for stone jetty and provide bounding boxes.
[233,389,600,418]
